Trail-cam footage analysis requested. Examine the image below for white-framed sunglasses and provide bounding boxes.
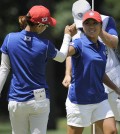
[38,23,49,27]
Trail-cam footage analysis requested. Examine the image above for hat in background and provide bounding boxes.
[82,11,102,23]
[28,5,56,26]
[72,0,91,28]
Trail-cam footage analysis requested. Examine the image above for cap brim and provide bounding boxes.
[49,17,57,27]
[83,17,101,23]
[74,19,82,28]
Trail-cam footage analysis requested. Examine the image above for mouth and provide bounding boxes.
[89,30,96,34]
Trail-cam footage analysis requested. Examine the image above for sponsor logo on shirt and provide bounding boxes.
[24,36,31,41]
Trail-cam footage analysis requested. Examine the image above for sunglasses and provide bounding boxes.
[39,23,49,27]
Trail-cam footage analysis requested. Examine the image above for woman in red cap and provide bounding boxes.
[0,5,76,134]
[64,10,120,134]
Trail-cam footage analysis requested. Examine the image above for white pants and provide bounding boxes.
[108,91,120,121]
[8,99,50,134]
[66,98,114,127]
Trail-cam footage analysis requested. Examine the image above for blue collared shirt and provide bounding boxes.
[68,34,108,104]
[1,30,57,102]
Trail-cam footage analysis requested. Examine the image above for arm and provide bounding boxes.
[53,24,77,62]
[99,17,118,49]
[99,30,118,49]
[62,56,72,88]
[103,73,120,95]
[62,39,77,87]
[0,53,11,94]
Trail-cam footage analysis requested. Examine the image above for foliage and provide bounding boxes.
[101,0,120,52]
[52,0,76,39]
[101,0,120,34]
[0,1,28,45]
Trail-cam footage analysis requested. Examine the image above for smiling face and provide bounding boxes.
[83,19,102,42]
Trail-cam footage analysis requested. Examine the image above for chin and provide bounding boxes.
[38,31,43,34]
[88,35,94,38]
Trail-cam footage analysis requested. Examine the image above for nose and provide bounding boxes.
[89,23,94,28]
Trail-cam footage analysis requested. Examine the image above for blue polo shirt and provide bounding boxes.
[1,30,57,102]
[68,34,108,104]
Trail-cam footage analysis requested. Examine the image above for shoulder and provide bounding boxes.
[5,32,22,40]
[101,14,116,23]
[72,37,82,45]
[101,14,109,20]
[72,35,89,49]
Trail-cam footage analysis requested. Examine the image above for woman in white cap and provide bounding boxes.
[65,10,120,134]
[0,5,76,134]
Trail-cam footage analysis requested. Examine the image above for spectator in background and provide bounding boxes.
[62,0,120,133]
[0,5,76,134]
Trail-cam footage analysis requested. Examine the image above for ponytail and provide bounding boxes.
[18,16,27,29]
[18,14,38,29]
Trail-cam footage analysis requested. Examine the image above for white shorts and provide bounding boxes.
[65,98,114,127]
[108,91,120,121]
[8,99,50,134]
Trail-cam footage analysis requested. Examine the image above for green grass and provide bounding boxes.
[47,118,91,134]
[0,117,91,134]
[0,117,120,134]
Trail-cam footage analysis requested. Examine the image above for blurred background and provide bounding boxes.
[0,0,120,132]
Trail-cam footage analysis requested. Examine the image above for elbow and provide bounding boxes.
[111,37,119,49]
[0,66,10,74]
[53,56,66,63]
[59,58,65,63]
[53,53,67,63]
[111,42,118,49]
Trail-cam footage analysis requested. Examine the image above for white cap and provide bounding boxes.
[72,0,91,28]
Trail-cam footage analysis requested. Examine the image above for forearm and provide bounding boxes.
[103,73,119,92]
[65,56,72,76]
[62,56,72,88]
[54,24,77,63]
[53,34,71,62]
[99,30,118,49]
[0,53,11,94]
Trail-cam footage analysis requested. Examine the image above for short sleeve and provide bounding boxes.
[47,40,57,59]
[70,38,82,57]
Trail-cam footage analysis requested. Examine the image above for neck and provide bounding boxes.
[87,36,98,43]
[95,42,99,48]
[25,25,36,32]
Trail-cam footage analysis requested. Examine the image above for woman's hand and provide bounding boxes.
[64,23,77,37]
[62,74,71,88]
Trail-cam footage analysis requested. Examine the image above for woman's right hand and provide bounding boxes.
[64,23,77,37]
